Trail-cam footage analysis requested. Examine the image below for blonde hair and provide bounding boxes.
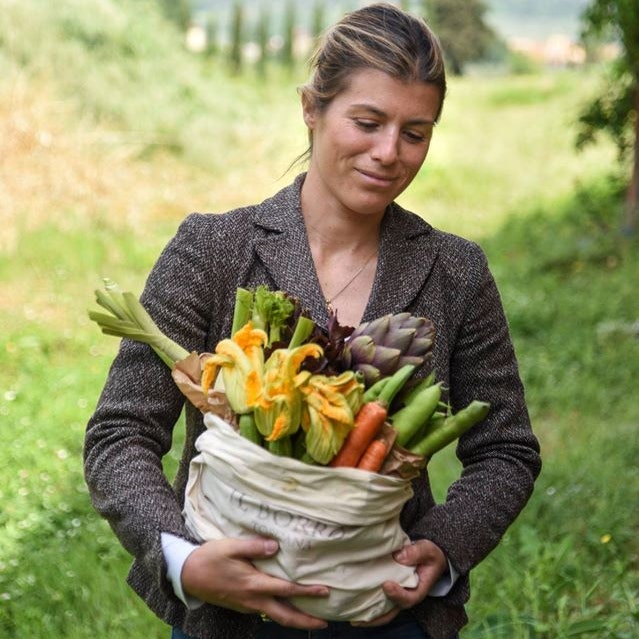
[301,2,447,122]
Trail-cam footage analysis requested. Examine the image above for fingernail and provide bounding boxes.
[264,539,278,554]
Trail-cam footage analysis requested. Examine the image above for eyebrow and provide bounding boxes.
[348,103,435,126]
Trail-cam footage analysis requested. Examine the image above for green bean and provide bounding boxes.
[377,364,417,406]
[409,400,490,458]
[391,382,442,447]
[400,371,436,406]
[405,411,445,449]
[363,376,391,403]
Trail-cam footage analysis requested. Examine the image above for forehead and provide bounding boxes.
[330,68,442,121]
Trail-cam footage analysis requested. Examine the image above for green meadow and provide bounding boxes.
[1,1,637,637]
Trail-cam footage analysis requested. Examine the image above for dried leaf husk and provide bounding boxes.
[171,352,237,427]
[379,437,427,480]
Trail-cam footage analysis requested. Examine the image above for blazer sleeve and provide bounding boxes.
[414,243,541,578]
[83,213,230,598]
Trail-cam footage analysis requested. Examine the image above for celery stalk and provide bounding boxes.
[288,316,315,348]
[89,281,189,368]
[231,288,254,336]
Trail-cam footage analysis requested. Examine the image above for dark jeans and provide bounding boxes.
[171,613,459,638]
[256,612,426,638]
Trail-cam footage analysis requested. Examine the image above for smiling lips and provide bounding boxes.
[357,168,398,186]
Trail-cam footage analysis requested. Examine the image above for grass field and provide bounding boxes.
[1,2,638,638]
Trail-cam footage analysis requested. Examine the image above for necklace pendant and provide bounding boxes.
[326,299,335,314]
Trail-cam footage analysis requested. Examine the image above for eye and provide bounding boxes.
[354,119,379,131]
[403,130,426,143]
[403,128,432,144]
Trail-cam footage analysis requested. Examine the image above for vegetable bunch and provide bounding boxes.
[89,282,489,476]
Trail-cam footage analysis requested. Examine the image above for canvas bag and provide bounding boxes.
[182,413,419,622]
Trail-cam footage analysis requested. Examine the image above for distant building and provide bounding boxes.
[186,23,207,53]
[508,35,586,67]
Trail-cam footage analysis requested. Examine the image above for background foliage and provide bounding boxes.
[425,0,498,75]
[576,0,639,233]
[0,1,637,638]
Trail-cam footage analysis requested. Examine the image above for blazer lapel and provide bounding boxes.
[252,178,330,325]
[251,178,440,326]
[363,202,440,321]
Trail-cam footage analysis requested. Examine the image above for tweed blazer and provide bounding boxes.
[84,174,541,639]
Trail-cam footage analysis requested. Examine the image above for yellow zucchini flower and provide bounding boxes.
[300,372,365,464]
[254,343,323,442]
[201,321,268,414]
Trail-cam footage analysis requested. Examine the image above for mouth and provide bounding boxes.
[356,169,398,186]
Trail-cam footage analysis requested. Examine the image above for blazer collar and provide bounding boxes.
[253,174,440,327]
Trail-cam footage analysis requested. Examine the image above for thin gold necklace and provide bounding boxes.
[303,218,377,313]
[324,251,376,314]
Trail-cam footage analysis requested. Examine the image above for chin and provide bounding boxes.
[351,195,397,217]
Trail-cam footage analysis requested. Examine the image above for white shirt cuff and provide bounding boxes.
[428,558,459,597]
[161,532,204,610]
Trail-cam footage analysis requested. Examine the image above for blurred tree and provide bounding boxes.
[229,0,244,74]
[156,0,192,31]
[256,4,270,78]
[423,0,497,75]
[205,14,218,57]
[281,0,296,69]
[311,0,326,40]
[577,0,639,234]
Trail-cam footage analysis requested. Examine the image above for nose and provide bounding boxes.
[371,129,400,165]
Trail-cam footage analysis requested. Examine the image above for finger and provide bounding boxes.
[382,580,415,608]
[382,564,432,609]
[393,539,446,570]
[250,571,330,600]
[224,537,280,559]
[261,598,328,630]
[393,541,436,566]
[350,606,400,628]
[392,542,420,565]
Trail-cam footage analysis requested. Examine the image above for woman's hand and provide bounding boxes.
[352,539,448,627]
[181,537,329,630]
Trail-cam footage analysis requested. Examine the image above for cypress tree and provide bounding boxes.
[311,0,325,39]
[256,5,270,78]
[205,14,218,58]
[423,0,496,75]
[281,0,296,69]
[157,0,191,31]
[229,0,244,74]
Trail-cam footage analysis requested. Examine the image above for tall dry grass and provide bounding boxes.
[1,75,198,252]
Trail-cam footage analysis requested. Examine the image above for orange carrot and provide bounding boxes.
[329,401,388,468]
[329,365,416,468]
[356,439,388,473]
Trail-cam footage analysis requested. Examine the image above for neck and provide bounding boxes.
[300,182,383,257]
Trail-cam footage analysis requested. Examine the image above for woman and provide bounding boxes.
[84,4,541,639]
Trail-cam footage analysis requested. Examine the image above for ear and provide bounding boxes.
[301,91,317,130]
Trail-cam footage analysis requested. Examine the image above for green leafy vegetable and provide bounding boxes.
[251,285,295,346]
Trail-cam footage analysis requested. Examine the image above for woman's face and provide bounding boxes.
[302,68,442,219]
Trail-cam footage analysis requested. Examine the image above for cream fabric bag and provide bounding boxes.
[183,414,419,622]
